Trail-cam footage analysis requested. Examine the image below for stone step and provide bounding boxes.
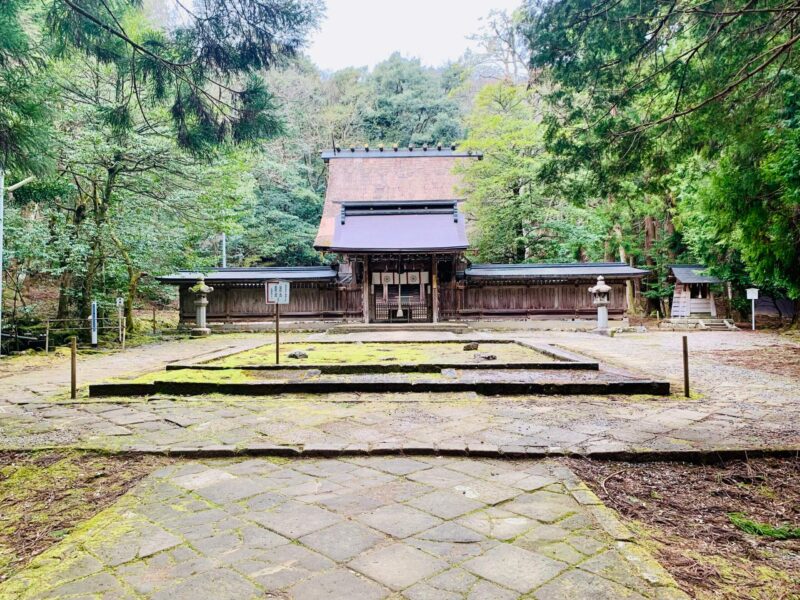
[89,377,671,398]
[328,323,470,334]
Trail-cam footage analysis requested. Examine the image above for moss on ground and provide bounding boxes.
[0,451,166,583]
[209,341,553,367]
[632,521,797,600]
[121,368,257,384]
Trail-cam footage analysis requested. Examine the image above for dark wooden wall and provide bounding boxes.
[179,283,363,322]
[440,282,627,319]
[178,280,629,323]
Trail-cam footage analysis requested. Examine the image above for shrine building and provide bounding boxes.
[159,146,648,324]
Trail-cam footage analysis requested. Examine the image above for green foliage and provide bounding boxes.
[2,0,320,333]
[728,513,800,540]
[361,53,462,146]
[0,0,52,172]
[43,0,323,153]
[459,82,603,263]
[517,0,800,315]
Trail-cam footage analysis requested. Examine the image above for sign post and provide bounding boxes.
[70,336,77,399]
[90,301,98,348]
[116,297,124,343]
[682,335,690,398]
[266,281,290,365]
[746,288,759,331]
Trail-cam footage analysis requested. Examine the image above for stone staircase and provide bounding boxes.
[659,317,737,331]
[699,318,737,331]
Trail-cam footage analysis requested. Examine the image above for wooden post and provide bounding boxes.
[682,335,690,398]
[275,303,280,365]
[152,306,157,334]
[432,256,439,323]
[70,336,77,399]
[121,318,126,350]
[362,256,370,324]
[45,321,50,353]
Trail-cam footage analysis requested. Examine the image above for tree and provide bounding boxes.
[361,53,463,146]
[459,82,603,263]
[522,0,800,136]
[46,0,323,152]
[467,9,530,83]
[5,0,321,332]
[516,0,800,321]
[678,87,800,322]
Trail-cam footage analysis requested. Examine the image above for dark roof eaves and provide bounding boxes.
[156,266,337,284]
[465,263,650,279]
[321,149,482,161]
[325,246,468,253]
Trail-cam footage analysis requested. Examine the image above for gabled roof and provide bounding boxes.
[315,147,479,250]
[466,263,649,280]
[329,200,468,253]
[156,266,336,284]
[669,264,721,284]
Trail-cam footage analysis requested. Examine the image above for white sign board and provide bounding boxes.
[746,288,759,300]
[90,300,98,346]
[116,297,124,308]
[266,281,290,305]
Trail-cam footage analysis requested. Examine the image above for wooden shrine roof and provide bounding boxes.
[157,266,337,284]
[329,200,467,253]
[668,265,721,284]
[465,263,649,280]
[315,147,480,250]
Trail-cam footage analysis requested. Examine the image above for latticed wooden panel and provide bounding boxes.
[375,300,390,321]
[409,301,428,321]
[373,299,429,322]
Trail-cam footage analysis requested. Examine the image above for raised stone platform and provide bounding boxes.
[87,339,670,398]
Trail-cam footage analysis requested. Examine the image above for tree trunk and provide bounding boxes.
[644,216,657,266]
[80,253,100,318]
[110,232,138,332]
[125,272,141,333]
[789,298,800,329]
[663,209,676,260]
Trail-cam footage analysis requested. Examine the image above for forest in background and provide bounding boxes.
[2,0,799,336]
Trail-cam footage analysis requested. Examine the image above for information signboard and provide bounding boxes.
[746,288,759,330]
[266,281,290,305]
[90,301,98,347]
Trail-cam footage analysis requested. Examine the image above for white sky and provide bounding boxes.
[307,0,523,71]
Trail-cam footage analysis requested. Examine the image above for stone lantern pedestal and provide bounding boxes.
[190,276,214,337]
[588,275,611,335]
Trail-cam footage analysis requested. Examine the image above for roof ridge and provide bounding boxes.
[175,266,332,273]
[470,262,637,268]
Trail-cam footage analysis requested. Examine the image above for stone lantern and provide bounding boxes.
[588,275,611,333]
[190,276,214,337]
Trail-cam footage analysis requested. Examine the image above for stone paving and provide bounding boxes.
[1,327,796,598]
[1,329,797,455]
[0,457,688,599]
[0,334,267,406]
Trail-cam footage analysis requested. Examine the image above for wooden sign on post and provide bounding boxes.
[266,281,290,364]
[746,288,759,331]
